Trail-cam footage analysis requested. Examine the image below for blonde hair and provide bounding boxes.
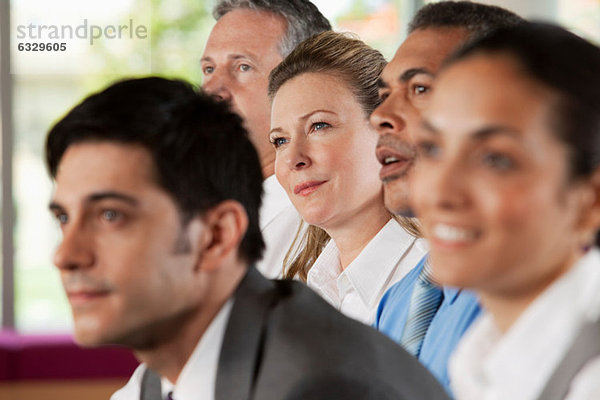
[269,31,384,115]
[269,31,421,280]
[282,216,420,281]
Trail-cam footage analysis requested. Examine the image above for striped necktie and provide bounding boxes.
[400,260,443,357]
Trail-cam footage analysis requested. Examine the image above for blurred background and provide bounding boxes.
[3,0,599,335]
[0,0,598,397]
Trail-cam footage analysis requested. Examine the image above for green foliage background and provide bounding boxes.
[86,0,214,90]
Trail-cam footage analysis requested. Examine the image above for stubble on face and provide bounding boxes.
[201,9,287,176]
[372,27,470,215]
[53,143,204,349]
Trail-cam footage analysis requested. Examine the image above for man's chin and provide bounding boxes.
[385,201,415,218]
[73,330,107,348]
[72,317,119,347]
[383,180,412,216]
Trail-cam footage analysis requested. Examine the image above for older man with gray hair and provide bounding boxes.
[201,0,331,278]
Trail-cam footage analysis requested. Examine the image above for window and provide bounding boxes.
[5,0,214,332]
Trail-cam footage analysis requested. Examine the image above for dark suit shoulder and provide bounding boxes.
[253,279,450,400]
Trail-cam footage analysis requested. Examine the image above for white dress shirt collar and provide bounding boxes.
[255,175,303,279]
[168,299,233,400]
[345,219,421,309]
[450,249,600,400]
[307,219,426,324]
[260,175,290,229]
[111,299,233,400]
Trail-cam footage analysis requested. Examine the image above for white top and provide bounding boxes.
[450,248,600,400]
[255,175,303,279]
[111,300,233,400]
[307,218,428,324]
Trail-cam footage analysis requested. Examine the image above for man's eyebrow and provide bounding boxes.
[400,68,434,82]
[87,191,139,205]
[200,53,257,63]
[377,78,389,89]
[229,54,254,61]
[49,191,139,211]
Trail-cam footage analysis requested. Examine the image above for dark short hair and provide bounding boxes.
[46,77,265,264]
[445,22,600,244]
[213,0,331,57]
[409,1,524,38]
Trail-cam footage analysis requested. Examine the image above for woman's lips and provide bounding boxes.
[428,222,481,250]
[294,180,327,196]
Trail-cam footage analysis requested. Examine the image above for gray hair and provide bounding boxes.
[213,0,332,57]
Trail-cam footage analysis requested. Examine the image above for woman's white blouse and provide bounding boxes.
[307,219,428,324]
[450,248,600,400]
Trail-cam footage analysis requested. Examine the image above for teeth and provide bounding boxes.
[384,156,399,165]
[433,224,478,242]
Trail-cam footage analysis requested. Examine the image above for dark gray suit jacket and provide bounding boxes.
[142,267,450,400]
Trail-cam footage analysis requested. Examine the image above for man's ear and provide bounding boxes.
[197,200,249,272]
[576,167,600,247]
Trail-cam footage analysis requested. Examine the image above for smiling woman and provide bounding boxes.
[268,31,425,325]
[411,22,600,399]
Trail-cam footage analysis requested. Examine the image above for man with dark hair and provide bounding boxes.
[201,0,331,278]
[46,77,450,400]
[408,1,524,35]
[370,1,524,394]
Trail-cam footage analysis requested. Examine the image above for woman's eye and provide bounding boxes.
[270,137,288,148]
[312,122,331,131]
[482,152,516,171]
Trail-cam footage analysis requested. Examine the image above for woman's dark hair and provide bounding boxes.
[446,22,600,245]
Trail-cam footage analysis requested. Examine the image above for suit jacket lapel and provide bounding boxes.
[215,267,276,400]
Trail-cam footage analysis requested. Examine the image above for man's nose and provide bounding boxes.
[370,94,407,136]
[202,70,233,102]
[53,222,95,272]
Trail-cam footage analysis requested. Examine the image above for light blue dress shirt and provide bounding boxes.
[374,255,481,396]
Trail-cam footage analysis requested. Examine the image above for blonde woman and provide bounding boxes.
[268,31,426,324]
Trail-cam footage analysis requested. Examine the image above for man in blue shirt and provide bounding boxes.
[374,256,480,390]
[369,1,524,395]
